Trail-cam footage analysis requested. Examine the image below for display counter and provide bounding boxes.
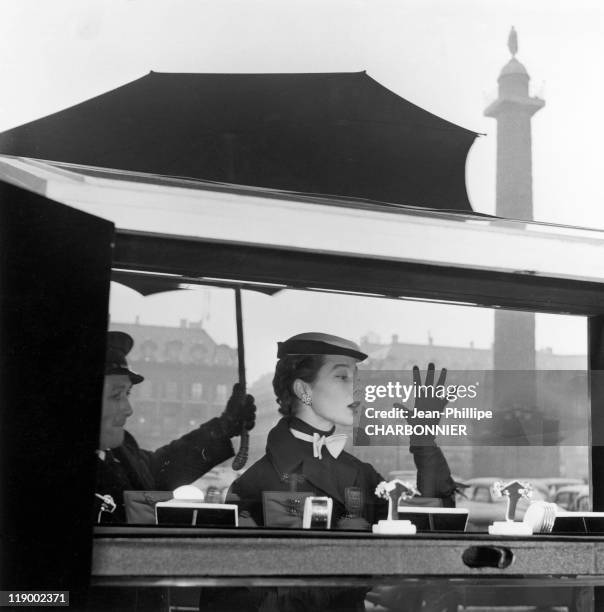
[91,527,604,587]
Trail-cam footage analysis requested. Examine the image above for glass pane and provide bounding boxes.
[97,281,589,533]
[3,156,604,285]
[241,287,589,532]
[95,282,241,524]
[108,281,238,450]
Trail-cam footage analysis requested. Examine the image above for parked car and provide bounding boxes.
[387,470,418,484]
[456,477,547,531]
[552,484,589,511]
[574,490,591,512]
[387,470,465,485]
[531,477,585,501]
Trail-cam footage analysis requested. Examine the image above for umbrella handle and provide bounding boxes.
[232,429,249,471]
[232,287,249,470]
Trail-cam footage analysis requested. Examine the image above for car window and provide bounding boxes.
[576,495,591,512]
[473,487,492,503]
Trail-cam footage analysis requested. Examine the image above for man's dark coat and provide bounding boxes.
[95,417,233,523]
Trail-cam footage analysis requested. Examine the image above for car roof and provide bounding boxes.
[463,477,548,493]
[536,477,584,486]
[555,484,589,495]
[464,477,503,486]
[389,470,466,487]
[387,470,417,480]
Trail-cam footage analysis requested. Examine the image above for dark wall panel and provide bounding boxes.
[0,181,114,602]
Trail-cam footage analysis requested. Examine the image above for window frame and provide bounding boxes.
[3,155,604,586]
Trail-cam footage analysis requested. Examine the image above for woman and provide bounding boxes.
[227,332,456,529]
[207,333,456,612]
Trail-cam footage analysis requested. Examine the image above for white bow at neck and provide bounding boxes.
[289,428,348,459]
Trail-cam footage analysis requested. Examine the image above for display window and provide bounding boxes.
[3,155,604,609]
[105,280,590,534]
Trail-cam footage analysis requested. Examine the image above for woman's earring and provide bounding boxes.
[302,392,312,407]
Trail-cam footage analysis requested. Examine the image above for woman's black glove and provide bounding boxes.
[219,383,256,438]
[394,362,447,446]
[395,363,458,500]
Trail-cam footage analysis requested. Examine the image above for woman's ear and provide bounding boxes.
[292,379,312,405]
[292,378,306,401]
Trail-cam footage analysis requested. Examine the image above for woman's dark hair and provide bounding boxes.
[272,354,325,417]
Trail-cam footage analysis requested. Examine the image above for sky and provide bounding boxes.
[2,0,603,227]
[1,0,600,378]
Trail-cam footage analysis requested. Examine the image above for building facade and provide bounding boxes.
[110,320,238,451]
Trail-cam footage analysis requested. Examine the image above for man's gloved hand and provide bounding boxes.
[219,383,256,438]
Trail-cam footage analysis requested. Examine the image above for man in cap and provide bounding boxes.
[95,331,255,523]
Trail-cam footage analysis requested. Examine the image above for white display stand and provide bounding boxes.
[372,520,417,535]
[488,521,533,536]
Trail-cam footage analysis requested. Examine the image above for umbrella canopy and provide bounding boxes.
[0,71,477,212]
[110,269,283,296]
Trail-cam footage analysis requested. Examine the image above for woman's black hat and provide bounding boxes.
[277,332,367,362]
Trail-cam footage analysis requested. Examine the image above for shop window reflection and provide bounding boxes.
[107,282,590,532]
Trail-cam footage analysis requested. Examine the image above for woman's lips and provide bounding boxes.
[348,401,360,411]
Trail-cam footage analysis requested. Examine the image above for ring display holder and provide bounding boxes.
[488,521,533,536]
[372,519,417,535]
[524,503,604,534]
[155,501,239,527]
[488,479,533,535]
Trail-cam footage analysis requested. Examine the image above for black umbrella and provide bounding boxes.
[111,269,284,297]
[110,270,279,469]
[0,71,477,212]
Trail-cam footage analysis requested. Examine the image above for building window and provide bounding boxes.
[190,342,209,364]
[165,340,183,363]
[140,339,158,362]
[139,379,154,400]
[164,381,179,400]
[216,384,228,402]
[191,382,203,401]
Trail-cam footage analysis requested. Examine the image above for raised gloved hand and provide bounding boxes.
[219,383,256,438]
[394,363,448,446]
